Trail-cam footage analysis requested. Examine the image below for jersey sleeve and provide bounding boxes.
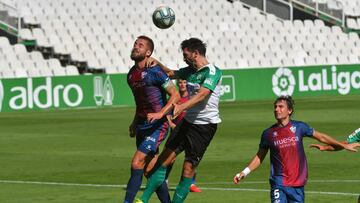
[299,121,314,137]
[259,130,270,149]
[153,66,171,88]
[202,66,222,91]
[346,128,360,144]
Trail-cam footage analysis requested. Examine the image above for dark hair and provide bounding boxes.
[274,95,295,116]
[137,35,154,54]
[180,38,206,56]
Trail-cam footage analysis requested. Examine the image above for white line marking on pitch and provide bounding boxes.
[0,180,358,196]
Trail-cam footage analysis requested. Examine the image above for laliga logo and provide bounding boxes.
[272,67,296,96]
[0,80,3,112]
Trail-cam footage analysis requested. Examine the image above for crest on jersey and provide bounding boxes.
[273,131,278,137]
[290,126,296,133]
[141,72,147,79]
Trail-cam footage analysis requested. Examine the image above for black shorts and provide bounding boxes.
[165,119,217,167]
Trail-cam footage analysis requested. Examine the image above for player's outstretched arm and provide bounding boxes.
[173,87,210,118]
[309,144,336,151]
[233,148,268,184]
[312,130,357,152]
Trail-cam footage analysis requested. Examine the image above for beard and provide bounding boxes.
[130,50,145,61]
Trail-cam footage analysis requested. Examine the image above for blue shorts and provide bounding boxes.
[270,185,304,203]
[136,118,169,156]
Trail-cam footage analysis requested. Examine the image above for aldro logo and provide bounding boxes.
[8,77,83,110]
[272,67,295,96]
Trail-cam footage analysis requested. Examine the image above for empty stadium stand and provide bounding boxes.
[0,0,358,78]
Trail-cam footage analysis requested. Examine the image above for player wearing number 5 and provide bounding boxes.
[233,96,357,203]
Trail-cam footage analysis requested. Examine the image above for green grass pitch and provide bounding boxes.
[0,95,359,203]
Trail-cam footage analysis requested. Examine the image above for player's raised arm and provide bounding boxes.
[233,148,268,184]
[311,130,357,152]
[173,86,210,118]
[147,82,180,123]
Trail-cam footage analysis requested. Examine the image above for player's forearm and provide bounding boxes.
[160,91,180,116]
[314,131,346,149]
[181,88,209,111]
[157,61,176,78]
[246,156,262,171]
[245,149,267,172]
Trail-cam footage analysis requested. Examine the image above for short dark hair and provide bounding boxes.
[274,95,295,116]
[137,35,154,54]
[181,38,206,56]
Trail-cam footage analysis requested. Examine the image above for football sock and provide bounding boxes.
[141,165,167,202]
[192,172,196,184]
[124,168,143,203]
[172,177,193,203]
[155,181,171,203]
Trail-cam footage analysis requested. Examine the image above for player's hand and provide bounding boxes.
[146,57,159,67]
[349,142,360,149]
[129,123,136,138]
[343,143,358,152]
[173,103,185,119]
[309,144,331,151]
[147,112,163,123]
[233,172,245,184]
[169,122,176,129]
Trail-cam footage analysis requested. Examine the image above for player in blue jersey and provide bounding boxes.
[233,96,357,203]
[124,35,180,203]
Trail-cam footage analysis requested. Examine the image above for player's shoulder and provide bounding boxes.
[291,120,309,127]
[203,64,222,75]
[148,65,162,72]
[262,124,276,136]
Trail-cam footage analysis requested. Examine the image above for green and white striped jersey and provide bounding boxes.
[175,64,222,124]
[347,128,360,144]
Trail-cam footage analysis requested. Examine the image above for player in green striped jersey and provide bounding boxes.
[310,128,360,151]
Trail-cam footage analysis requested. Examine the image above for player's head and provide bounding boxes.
[177,79,187,94]
[181,38,206,66]
[131,35,154,62]
[273,95,294,121]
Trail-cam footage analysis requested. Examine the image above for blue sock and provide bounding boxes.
[155,181,171,203]
[124,168,144,203]
[192,172,196,184]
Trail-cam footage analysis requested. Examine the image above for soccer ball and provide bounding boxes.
[152,5,175,29]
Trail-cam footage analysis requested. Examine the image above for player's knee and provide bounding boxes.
[131,157,146,169]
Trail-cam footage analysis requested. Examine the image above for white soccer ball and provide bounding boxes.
[152,5,175,29]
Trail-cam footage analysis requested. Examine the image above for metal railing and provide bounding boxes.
[289,0,345,26]
[0,1,20,34]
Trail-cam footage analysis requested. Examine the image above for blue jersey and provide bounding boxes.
[127,65,171,155]
[259,120,314,187]
[127,65,170,119]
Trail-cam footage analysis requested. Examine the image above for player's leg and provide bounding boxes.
[284,186,304,203]
[141,148,177,203]
[144,154,171,203]
[124,150,148,203]
[172,121,217,203]
[172,161,196,203]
